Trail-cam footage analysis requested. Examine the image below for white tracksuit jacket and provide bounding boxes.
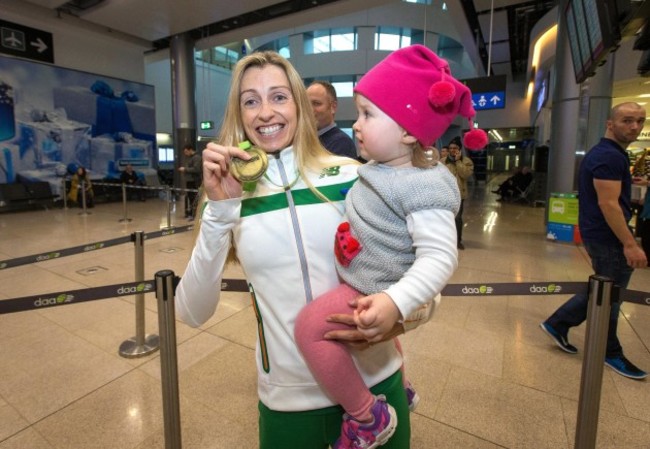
[175,146,451,412]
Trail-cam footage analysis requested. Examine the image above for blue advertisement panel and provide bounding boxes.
[0,55,155,195]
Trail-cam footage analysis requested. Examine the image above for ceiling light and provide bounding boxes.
[489,129,503,142]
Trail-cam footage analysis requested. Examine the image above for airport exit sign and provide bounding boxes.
[200,121,214,130]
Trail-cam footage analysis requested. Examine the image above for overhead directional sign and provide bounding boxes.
[472,91,505,110]
[0,19,54,64]
[463,75,507,111]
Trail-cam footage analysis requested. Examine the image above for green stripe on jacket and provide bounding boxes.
[241,180,355,217]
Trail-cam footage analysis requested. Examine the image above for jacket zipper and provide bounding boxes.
[273,153,314,303]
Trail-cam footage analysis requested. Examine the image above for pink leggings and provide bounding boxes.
[294,283,405,421]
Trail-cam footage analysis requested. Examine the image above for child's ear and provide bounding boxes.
[401,131,418,145]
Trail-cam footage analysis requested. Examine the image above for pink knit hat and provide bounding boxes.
[354,45,487,150]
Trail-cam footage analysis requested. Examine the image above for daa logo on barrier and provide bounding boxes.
[35,252,61,262]
[117,283,153,295]
[34,294,74,307]
[84,243,105,252]
[530,284,562,293]
[462,285,494,295]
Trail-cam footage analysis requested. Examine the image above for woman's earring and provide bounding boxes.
[424,148,434,162]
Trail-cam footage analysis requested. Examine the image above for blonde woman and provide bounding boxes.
[175,51,419,448]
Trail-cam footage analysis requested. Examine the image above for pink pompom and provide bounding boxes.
[463,129,488,151]
[428,81,455,107]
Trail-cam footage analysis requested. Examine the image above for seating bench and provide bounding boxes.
[0,182,57,212]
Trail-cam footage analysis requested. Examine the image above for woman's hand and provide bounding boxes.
[324,295,403,349]
[323,312,371,350]
[202,142,251,200]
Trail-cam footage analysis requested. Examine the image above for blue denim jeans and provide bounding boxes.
[545,240,634,357]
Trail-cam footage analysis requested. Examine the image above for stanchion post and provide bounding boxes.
[162,185,173,230]
[79,180,90,215]
[119,183,132,223]
[61,177,68,209]
[155,270,182,449]
[119,231,160,358]
[574,274,614,449]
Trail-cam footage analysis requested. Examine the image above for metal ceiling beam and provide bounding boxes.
[464,0,557,80]
[56,0,110,16]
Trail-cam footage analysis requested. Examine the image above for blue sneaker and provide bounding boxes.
[605,355,648,380]
[333,395,397,449]
[539,322,578,354]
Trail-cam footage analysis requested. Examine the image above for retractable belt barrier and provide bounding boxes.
[1,279,648,315]
[91,181,200,194]
[441,282,650,306]
[63,180,200,226]
[0,224,194,270]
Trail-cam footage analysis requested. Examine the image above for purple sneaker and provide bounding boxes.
[333,395,398,449]
[405,382,420,412]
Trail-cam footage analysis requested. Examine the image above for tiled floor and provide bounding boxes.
[1,178,649,449]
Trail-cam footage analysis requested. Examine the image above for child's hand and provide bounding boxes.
[353,292,401,343]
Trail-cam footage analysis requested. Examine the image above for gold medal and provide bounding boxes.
[230,141,268,183]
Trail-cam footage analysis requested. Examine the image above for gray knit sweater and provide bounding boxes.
[337,162,460,295]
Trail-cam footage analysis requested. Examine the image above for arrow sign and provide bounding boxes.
[30,38,48,53]
[0,19,54,64]
[471,91,505,110]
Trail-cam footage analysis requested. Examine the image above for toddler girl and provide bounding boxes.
[295,45,487,449]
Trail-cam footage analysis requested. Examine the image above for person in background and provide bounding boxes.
[632,148,648,177]
[178,144,202,220]
[439,146,449,161]
[68,166,94,208]
[174,50,426,449]
[295,45,484,449]
[631,151,648,235]
[443,137,474,249]
[541,102,648,380]
[119,163,146,201]
[633,174,650,259]
[307,80,358,160]
[492,166,533,201]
